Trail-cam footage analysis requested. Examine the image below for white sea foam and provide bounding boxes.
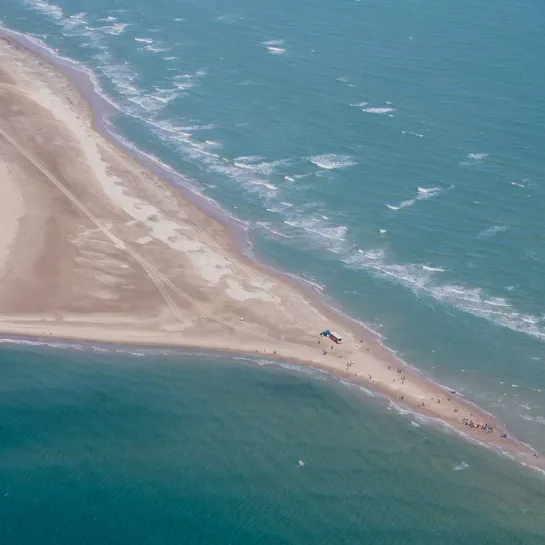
[63,12,87,30]
[350,101,368,107]
[144,44,169,53]
[20,0,197,119]
[484,297,509,307]
[343,249,545,340]
[422,265,445,272]
[266,46,286,55]
[520,414,545,425]
[402,131,424,138]
[386,186,445,210]
[257,222,293,239]
[148,139,291,210]
[134,37,154,44]
[308,154,357,170]
[362,106,396,114]
[478,225,508,238]
[233,155,263,163]
[262,39,284,46]
[453,462,469,471]
[22,0,64,20]
[0,337,85,351]
[102,61,203,116]
[203,140,222,149]
[468,152,488,161]
[97,22,130,36]
[339,380,376,398]
[232,156,288,176]
[277,363,327,379]
[284,217,347,242]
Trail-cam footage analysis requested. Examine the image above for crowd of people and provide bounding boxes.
[316,333,534,451]
[462,418,493,434]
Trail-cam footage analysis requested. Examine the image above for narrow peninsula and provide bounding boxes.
[0,37,541,471]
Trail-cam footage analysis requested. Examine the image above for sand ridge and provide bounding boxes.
[0,37,542,472]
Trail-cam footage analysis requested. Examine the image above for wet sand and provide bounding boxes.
[0,36,542,472]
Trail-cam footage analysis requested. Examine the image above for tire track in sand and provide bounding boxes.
[0,124,238,331]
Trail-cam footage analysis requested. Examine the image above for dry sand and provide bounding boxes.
[0,37,542,471]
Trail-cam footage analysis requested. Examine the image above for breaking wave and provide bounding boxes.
[20,0,64,19]
[96,22,130,35]
[478,225,508,238]
[343,249,545,340]
[284,217,347,247]
[387,186,446,211]
[308,154,358,170]
[362,106,396,114]
[232,156,288,176]
[266,46,285,54]
[262,41,286,54]
[18,0,203,119]
[468,153,488,161]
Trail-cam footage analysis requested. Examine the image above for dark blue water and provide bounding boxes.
[0,345,544,544]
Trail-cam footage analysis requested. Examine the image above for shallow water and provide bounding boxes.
[0,345,544,544]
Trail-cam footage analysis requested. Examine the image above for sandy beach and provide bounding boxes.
[0,36,541,471]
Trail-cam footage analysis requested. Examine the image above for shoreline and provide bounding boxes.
[0,25,251,243]
[0,24,437,396]
[0,28,542,475]
[0,330,534,475]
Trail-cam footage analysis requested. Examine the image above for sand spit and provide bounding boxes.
[0,37,542,472]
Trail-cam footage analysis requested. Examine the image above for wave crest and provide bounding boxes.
[308,154,357,170]
[344,250,545,341]
[387,186,446,211]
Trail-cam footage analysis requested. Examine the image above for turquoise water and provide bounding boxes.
[0,344,544,544]
[1,0,545,539]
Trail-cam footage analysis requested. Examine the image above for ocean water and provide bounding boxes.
[0,0,545,538]
[0,344,545,544]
